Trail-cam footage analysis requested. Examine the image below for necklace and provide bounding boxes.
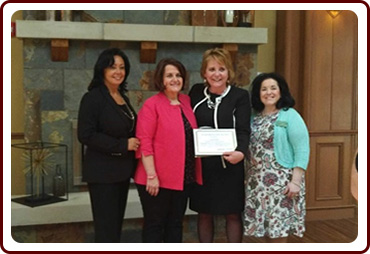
[120,104,135,132]
[121,104,135,120]
[204,86,231,109]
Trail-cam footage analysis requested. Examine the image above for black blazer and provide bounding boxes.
[189,83,251,156]
[77,85,137,183]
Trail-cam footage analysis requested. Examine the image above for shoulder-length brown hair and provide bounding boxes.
[200,48,235,82]
[154,58,187,91]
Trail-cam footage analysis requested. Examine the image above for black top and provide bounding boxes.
[181,111,196,185]
[189,83,251,214]
[77,85,137,183]
[118,103,135,132]
[189,83,251,155]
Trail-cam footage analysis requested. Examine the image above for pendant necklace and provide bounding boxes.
[204,85,231,109]
[121,104,135,120]
[120,104,135,132]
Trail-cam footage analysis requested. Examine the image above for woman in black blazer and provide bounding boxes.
[78,48,140,243]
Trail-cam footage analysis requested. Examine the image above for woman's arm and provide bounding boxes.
[223,89,251,164]
[234,89,251,156]
[286,110,310,170]
[141,154,160,196]
[136,98,161,195]
[283,167,305,198]
[283,110,309,198]
[136,99,158,158]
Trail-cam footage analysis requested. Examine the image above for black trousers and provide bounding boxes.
[88,180,130,243]
[136,184,193,243]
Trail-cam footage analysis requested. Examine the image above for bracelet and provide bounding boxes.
[147,175,157,180]
[291,181,301,188]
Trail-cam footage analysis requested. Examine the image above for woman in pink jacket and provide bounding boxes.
[134,58,202,243]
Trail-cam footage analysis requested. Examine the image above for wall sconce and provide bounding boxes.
[327,10,342,19]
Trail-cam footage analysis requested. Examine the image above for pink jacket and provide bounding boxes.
[134,92,202,190]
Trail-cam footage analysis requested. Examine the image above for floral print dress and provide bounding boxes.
[244,111,306,238]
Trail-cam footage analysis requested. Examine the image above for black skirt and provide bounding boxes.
[189,156,245,215]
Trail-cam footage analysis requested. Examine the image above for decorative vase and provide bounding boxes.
[225,10,234,23]
[238,10,254,27]
[53,164,66,197]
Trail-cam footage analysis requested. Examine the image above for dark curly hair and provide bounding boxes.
[88,48,131,92]
[251,72,295,112]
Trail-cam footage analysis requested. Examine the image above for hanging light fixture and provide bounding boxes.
[327,10,342,19]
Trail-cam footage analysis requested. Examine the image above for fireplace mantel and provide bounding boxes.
[16,20,267,62]
[16,20,268,44]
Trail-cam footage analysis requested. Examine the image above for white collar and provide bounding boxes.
[203,85,231,108]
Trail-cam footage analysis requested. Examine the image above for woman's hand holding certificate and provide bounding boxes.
[193,128,237,156]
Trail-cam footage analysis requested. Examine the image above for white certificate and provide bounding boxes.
[193,128,237,156]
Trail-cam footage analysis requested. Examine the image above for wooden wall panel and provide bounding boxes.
[275,10,305,112]
[304,11,357,132]
[331,11,357,130]
[307,135,353,208]
[307,11,333,131]
[316,144,341,199]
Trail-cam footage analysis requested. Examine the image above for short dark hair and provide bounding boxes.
[251,72,295,112]
[154,58,187,91]
[88,48,131,91]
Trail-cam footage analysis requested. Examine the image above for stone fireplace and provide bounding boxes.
[19,10,266,192]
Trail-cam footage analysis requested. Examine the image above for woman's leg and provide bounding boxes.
[197,213,214,243]
[116,180,130,239]
[136,184,171,243]
[225,213,243,243]
[88,181,130,243]
[163,184,193,243]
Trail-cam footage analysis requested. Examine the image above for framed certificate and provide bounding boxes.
[193,128,237,156]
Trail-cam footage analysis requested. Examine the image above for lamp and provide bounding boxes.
[327,10,342,19]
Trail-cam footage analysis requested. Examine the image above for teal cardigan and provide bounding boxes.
[252,108,310,170]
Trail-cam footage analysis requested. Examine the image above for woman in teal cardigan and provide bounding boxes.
[244,72,310,243]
